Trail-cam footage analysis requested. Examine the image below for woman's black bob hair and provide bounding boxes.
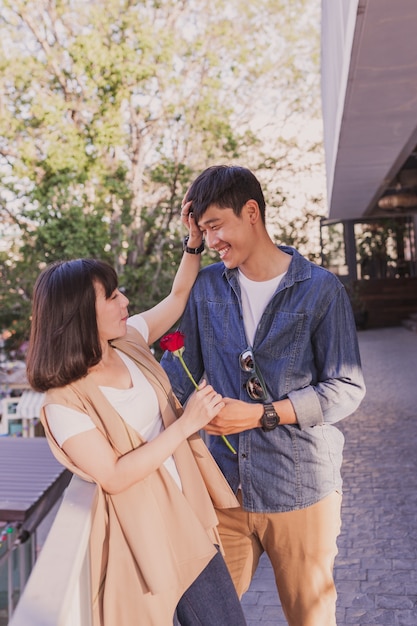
[26,259,119,392]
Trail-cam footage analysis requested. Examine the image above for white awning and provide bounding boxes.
[15,390,45,419]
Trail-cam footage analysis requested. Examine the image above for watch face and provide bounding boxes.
[261,405,279,430]
[262,415,277,429]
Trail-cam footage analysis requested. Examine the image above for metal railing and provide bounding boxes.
[9,476,97,626]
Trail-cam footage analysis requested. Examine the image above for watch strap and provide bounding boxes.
[183,235,205,254]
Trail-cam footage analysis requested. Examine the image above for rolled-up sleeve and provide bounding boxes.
[288,285,366,430]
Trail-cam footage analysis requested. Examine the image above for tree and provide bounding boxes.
[0,0,323,353]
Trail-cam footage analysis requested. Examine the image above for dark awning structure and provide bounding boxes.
[0,438,71,536]
[321,0,417,221]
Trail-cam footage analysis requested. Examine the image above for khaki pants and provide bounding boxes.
[216,491,342,626]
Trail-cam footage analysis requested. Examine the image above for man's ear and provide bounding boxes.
[245,199,260,224]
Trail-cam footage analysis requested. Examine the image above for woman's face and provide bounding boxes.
[94,281,130,343]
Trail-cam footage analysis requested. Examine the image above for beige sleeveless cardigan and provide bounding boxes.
[40,326,238,626]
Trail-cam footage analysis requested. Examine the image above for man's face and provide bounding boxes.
[197,203,256,269]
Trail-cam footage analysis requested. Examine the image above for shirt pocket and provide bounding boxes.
[261,311,307,362]
[203,301,246,349]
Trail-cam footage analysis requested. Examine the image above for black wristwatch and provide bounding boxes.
[183,235,205,255]
[260,403,280,431]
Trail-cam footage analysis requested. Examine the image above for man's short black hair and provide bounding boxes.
[186,165,266,223]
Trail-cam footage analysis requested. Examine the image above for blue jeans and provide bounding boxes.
[175,548,247,626]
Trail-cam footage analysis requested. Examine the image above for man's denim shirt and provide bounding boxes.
[161,246,366,513]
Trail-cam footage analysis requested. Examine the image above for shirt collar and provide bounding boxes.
[223,245,312,287]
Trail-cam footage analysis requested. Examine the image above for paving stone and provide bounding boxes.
[375,595,415,610]
[396,610,417,626]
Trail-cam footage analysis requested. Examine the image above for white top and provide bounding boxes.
[44,314,182,489]
[238,270,286,346]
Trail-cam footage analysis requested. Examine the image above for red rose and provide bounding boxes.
[159,330,237,455]
[160,331,185,353]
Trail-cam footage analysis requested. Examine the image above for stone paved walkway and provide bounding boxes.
[241,326,417,626]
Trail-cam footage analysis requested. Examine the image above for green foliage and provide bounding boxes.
[0,0,323,353]
[268,205,324,263]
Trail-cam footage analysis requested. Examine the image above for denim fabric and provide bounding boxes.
[161,246,366,513]
[175,549,247,625]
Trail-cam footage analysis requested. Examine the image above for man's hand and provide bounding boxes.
[181,199,202,247]
[204,398,263,435]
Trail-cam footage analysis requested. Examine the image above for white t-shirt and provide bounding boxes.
[44,315,182,489]
[238,269,286,346]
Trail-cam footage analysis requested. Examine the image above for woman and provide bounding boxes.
[26,210,246,626]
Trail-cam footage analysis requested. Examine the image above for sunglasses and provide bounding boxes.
[239,347,267,401]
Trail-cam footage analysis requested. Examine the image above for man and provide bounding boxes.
[161,165,366,626]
